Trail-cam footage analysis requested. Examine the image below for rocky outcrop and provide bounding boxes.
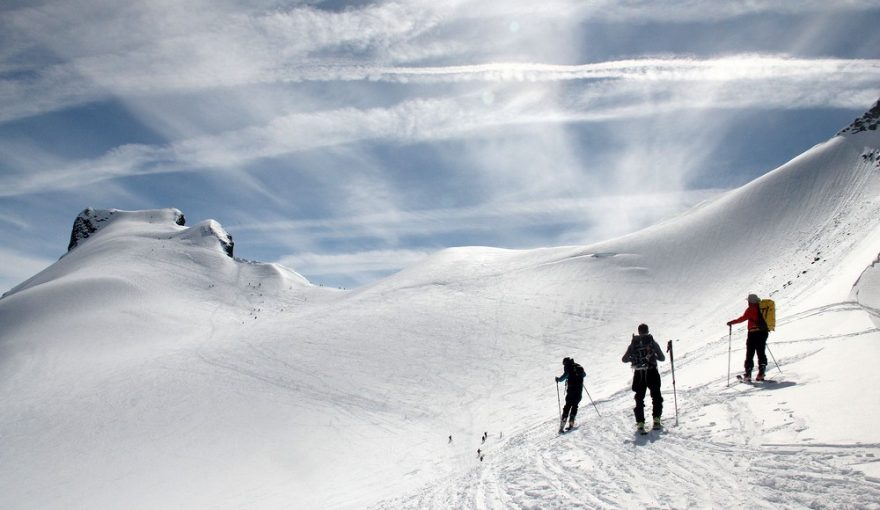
[68,209,117,251]
[837,98,880,136]
[175,220,235,258]
[66,208,235,258]
[67,208,186,252]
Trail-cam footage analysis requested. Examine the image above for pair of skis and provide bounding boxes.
[637,423,663,436]
[736,374,777,384]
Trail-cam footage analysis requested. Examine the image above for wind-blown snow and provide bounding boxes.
[1,113,880,508]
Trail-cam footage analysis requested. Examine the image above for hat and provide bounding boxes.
[747,294,759,304]
[562,357,573,366]
[637,323,649,335]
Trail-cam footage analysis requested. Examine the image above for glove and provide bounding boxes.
[726,321,733,326]
[555,377,560,383]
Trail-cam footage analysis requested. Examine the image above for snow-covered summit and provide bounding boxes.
[173,219,235,257]
[68,207,186,251]
[67,207,234,258]
[2,207,310,302]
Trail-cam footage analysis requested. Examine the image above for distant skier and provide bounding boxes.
[555,357,586,433]
[727,293,769,382]
[622,324,665,433]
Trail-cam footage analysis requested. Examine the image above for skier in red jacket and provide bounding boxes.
[727,294,769,382]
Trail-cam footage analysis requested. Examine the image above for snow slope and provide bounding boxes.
[1,106,880,509]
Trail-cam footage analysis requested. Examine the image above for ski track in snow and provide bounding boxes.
[376,298,880,509]
[376,377,880,510]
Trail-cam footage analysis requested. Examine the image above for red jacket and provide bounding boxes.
[729,303,761,331]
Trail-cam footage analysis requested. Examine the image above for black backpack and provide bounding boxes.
[564,361,585,386]
[630,334,656,368]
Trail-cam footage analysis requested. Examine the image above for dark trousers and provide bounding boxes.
[632,368,662,423]
[562,391,582,422]
[744,330,769,375]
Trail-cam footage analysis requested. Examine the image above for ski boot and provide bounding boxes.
[636,421,647,435]
[755,372,765,382]
[653,417,663,430]
[559,418,566,434]
[566,419,576,431]
[741,372,752,383]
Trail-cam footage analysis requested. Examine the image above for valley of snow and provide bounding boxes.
[2,107,880,508]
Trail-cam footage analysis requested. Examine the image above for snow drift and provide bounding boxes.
[1,101,880,509]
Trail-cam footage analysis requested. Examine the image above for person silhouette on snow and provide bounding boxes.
[727,293,769,382]
[622,324,665,432]
[555,357,585,433]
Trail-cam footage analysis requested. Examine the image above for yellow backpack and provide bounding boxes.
[759,299,776,331]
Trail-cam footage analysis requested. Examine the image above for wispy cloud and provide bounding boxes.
[269,57,880,86]
[1,0,878,288]
[235,190,721,243]
[260,188,721,285]
[2,55,878,198]
[2,0,878,123]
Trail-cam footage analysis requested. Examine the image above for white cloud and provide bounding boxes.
[2,55,877,198]
[267,57,880,87]
[255,188,720,286]
[3,0,879,124]
[234,190,722,242]
[2,0,878,288]
[562,0,880,23]
[0,212,30,231]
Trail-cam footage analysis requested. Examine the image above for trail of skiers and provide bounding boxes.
[454,293,775,442]
[552,293,774,434]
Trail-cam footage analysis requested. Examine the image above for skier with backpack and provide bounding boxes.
[555,357,586,433]
[622,324,666,433]
[727,293,773,382]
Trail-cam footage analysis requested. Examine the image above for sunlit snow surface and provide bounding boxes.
[2,128,880,508]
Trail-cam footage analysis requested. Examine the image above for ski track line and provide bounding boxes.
[376,380,880,510]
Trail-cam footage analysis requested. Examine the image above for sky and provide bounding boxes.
[1,1,879,291]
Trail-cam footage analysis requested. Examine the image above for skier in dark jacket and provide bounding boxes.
[727,293,769,382]
[555,357,585,433]
[622,324,665,432]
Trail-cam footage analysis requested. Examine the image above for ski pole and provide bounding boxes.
[556,381,562,419]
[767,343,782,373]
[583,384,601,417]
[727,325,732,387]
[667,340,679,427]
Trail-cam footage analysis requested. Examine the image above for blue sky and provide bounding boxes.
[1,1,879,291]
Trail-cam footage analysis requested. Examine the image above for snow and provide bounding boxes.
[1,125,880,508]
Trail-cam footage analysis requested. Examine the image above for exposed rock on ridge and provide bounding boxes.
[68,208,186,252]
[838,98,880,136]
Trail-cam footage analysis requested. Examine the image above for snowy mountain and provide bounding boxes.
[2,101,880,509]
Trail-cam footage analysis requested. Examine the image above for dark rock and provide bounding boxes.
[67,208,187,252]
[837,98,880,136]
[68,208,116,251]
[222,233,234,258]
